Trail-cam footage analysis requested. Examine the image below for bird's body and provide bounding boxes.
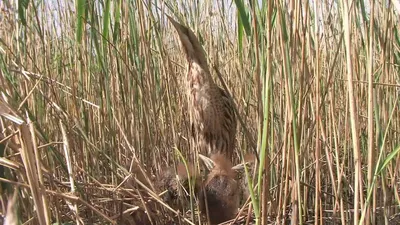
[168,16,237,159]
[158,162,200,209]
[198,153,240,224]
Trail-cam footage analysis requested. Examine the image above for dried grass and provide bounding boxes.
[0,0,399,224]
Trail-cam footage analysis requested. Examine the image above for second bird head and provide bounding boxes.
[198,153,240,224]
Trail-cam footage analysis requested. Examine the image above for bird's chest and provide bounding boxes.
[186,69,211,110]
[188,85,222,131]
[188,85,211,110]
[186,64,222,133]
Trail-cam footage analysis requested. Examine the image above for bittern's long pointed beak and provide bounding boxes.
[166,15,203,63]
[166,15,192,46]
[166,15,187,35]
[166,15,194,53]
[166,15,210,74]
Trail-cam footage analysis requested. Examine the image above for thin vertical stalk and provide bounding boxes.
[60,120,81,224]
[313,0,322,224]
[75,0,86,44]
[366,0,375,223]
[260,0,273,224]
[342,0,363,224]
[278,3,302,224]
[251,1,262,224]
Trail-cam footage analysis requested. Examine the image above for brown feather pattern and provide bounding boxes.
[167,16,237,159]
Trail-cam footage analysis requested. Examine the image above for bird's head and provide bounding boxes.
[199,153,240,224]
[166,15,209,72]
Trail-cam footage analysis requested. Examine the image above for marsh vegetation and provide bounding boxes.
[0,0,399,224]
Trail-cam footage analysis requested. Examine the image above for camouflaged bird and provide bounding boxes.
[198,153,240,224]
[167,16,237,160]
[157,162,201,210]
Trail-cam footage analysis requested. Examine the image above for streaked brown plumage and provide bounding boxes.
[167,16,237,160]
[198,153,240,224]
[157,162,201,209]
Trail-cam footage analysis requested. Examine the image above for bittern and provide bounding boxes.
[167,16,237,160]
[157,162,201,209]
[198,153,240,224]
[201,152,256,205]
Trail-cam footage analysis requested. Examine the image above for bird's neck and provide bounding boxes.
[187,61,214,89]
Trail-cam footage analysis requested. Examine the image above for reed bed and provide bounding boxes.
[0,0,399,224]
